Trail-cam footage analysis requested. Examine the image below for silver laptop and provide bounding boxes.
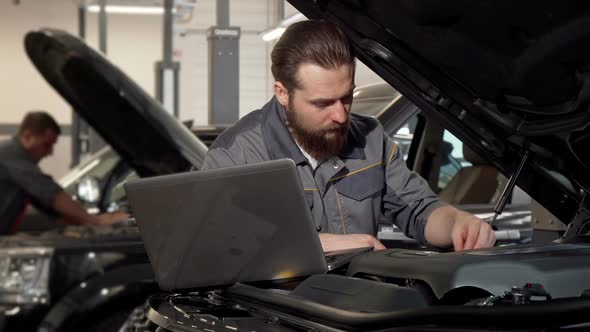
[124,159,327,291]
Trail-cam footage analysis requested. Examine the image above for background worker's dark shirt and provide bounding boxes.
[0,137,62,234]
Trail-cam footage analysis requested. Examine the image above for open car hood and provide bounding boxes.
[25,29,207,177]
[288,0,590,224]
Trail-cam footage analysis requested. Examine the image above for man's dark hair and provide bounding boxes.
[271,20,355,93]
[19,111,61,136]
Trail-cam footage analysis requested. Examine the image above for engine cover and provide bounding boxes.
[346,243,590,299]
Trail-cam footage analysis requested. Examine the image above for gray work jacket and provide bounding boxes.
[202,97,446,245]
[0,137,62,233]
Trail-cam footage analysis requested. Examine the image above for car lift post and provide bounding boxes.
[208,0,240,126]
[72,0,106,166]
[155,0,180,117]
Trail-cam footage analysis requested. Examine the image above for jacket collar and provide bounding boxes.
[261,97,307,164]
[339,117,367,160]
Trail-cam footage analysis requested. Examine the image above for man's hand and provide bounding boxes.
[96,211,130,225]
[425,205,496,251]
[450,214,495,251]
[318,233,386,252]
[53,191,129,226]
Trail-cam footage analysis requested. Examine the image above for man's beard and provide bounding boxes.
[284,104,349,161]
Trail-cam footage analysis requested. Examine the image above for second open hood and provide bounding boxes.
[25,29,208,177]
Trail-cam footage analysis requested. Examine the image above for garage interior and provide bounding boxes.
[0,0,382,179]
[3,1,589,332]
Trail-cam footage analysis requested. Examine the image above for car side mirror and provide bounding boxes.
[76,176,100,204]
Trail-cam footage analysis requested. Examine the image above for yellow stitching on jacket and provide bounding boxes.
[388,143,399,164]
[304,188,319,191]
[334,187,347,234]
[329,161,382,182]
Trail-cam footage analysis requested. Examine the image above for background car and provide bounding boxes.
[0,28,210,332]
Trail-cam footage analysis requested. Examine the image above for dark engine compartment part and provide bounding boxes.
[125,244,590,331]
[346,243,590,301]
[0,224,151,332]
[128,274,590,332]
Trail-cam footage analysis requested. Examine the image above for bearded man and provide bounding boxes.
[202,20,495,252]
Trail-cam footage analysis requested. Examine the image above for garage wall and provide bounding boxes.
[0,1,163,122]
[0,0,275,178]
[175,0,274,124]
[0,0,163,178]
[1,0,76,125]
[1,0,383,179]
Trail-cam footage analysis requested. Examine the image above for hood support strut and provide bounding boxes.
[491,150,529,227]
[561,193,590,241]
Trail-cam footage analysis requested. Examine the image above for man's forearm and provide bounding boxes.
[318,233,386,252]
[424,205,458,248]
[52,191,100,225]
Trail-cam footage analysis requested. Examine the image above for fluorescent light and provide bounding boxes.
[261,12,306,42]
[262,27,286,42]
[281,13,305,26]
[87,5,165,15]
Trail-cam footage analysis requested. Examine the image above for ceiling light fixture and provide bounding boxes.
[87,5,166,15]
[260,13,306,42]
[261,27,286,42]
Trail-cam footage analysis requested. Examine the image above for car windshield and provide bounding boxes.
[58,147,120,194]
[351,85,414,158]
[352,97,396,117]
[108,171,139,212]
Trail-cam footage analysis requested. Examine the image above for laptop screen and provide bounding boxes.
[125,159,327,290]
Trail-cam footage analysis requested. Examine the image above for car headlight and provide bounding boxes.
[0,247,53,306]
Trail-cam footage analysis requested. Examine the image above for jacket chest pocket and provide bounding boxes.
[333,165,384,201]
